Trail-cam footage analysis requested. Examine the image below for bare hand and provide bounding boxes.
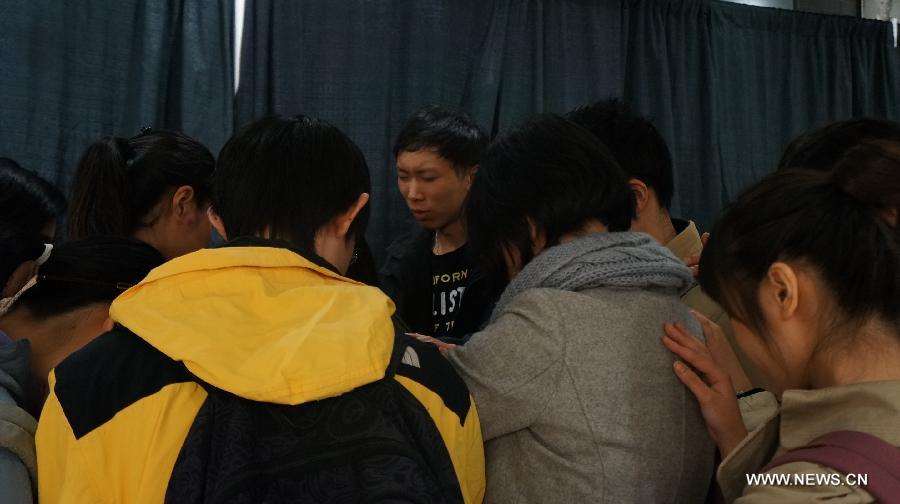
[406,333,456,355]
[692,311,752,393]
[683,255,700,278]
[662,321,747,457]
[682,232,710,278]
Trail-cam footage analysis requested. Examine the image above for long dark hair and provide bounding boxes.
[700,145,900,337]
[67,130,214,239]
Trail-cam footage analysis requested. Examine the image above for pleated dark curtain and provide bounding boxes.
[710,1,900,211]
[0,0,234,193]
[236,0,623,263]
[622,0,720,231]
[4,0,895,255]
[624,0,900,230]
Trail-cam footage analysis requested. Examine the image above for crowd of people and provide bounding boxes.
[0,101,898,503]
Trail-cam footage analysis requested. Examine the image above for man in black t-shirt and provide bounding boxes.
[379,105,495,341]
[430,243,470,336]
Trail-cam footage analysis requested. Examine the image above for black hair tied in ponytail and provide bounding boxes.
[67,130,214,240]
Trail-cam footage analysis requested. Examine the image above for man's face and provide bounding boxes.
[396,149,474,231]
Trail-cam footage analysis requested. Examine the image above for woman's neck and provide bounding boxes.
[0,310,57,389]
[0,306,106,391]
[809,319,900,388]
[558,220,609,244]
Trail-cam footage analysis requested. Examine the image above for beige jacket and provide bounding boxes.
[665,220,766,388]
[718,381,900,503]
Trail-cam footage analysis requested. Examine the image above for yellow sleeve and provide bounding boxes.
[36,372,104,504]
[36,372,207,503]
[396,376,486,504]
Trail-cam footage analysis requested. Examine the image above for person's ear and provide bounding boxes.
[764,262,800,320]
[464,164,479,189]
[501,242,522,280]
[882,207,898,227]
[526,217,547,254]
[629,178,650,213]
[170,185,197,222]
[207,206,228,240]
[334,193,370,239]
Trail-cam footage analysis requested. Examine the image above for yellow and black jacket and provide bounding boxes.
[36,242,485,503]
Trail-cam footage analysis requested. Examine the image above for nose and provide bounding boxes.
[406,179,424,202]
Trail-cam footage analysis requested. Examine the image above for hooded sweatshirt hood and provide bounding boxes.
[110,246,396,405]
[0,337,37,491]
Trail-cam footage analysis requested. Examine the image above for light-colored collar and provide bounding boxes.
[664,219,701,260]
[717,382,900,502]
[779,381,900,449]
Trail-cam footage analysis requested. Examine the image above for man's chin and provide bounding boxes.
[417,221,439,231]
[415,219,447,232]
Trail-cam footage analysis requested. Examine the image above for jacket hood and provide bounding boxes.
[110,246,396,405]
[0,338,32,407]
[0,338,37,489]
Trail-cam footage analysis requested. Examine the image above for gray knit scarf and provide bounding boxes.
[490,231,693,322]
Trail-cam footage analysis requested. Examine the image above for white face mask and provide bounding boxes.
[0,243,52,317]
[0,275,37,317]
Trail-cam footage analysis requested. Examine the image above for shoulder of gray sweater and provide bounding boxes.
[537,286,704,337]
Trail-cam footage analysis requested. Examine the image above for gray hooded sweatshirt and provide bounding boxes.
[0,333,37,504]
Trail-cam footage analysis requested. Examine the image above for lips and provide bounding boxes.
[411,210,429,220]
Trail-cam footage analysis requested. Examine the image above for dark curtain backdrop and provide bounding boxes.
[622,0,721,232]
[2,0,897,256]
[710,1,900,210]
[624,0,900,230]
[236,0,622,263]
[0,0,234,196]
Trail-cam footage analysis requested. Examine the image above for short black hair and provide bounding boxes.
[0,157,66,238]
[393,105,487,174]
[215,115,371,253]
[68,130,214,239]
[700,152,900,338]
[467,114,635,280]
[16,236,165,318]
[777,118,900,172]
[566,99,675,210]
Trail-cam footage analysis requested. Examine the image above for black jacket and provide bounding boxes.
[378,228,498,342]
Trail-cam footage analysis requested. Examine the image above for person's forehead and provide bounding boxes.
[396,149,453,170]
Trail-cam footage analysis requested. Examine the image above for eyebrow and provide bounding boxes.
[397,166,438,175]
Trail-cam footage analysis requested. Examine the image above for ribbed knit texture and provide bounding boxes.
[491,231,692,322]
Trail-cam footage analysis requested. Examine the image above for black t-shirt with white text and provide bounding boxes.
[430,244,471,339]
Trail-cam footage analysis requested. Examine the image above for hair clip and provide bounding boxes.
[140,126,153,135]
